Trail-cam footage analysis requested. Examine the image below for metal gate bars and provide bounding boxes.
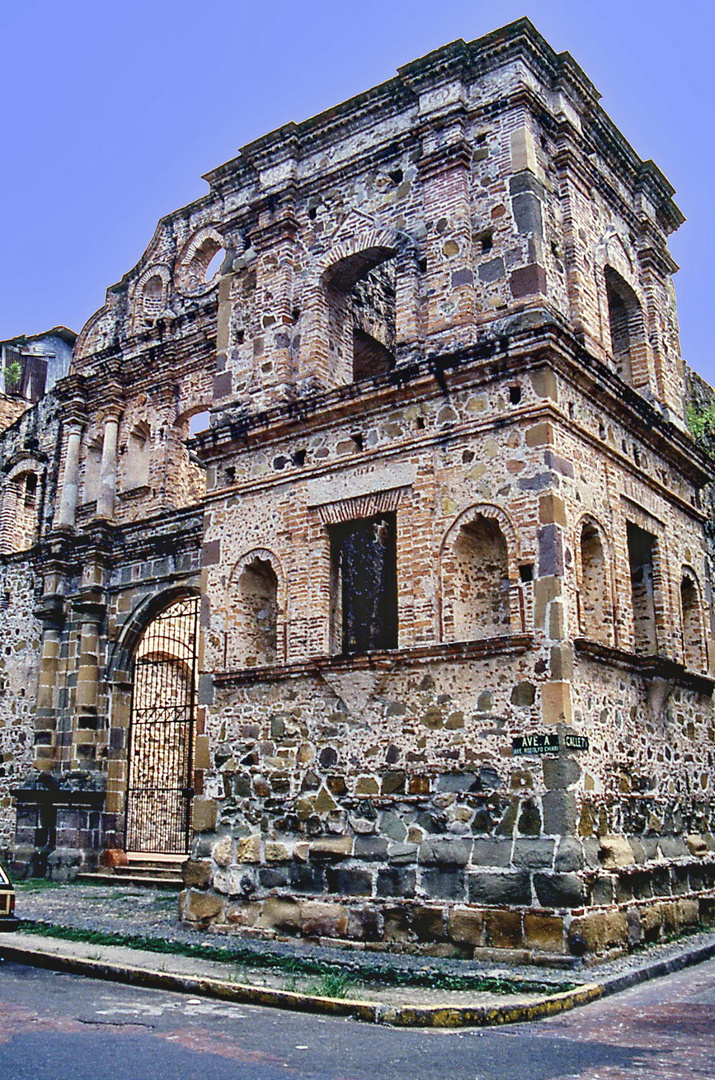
[124,595,199,854]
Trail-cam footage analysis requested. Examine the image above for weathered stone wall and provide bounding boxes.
[0,557,41,859]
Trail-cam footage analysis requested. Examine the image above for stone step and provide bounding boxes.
[76,872,182,891]
[115,865,183,880]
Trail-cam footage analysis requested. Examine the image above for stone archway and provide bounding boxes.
[124,594,200,853]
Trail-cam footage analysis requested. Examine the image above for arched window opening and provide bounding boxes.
[125,423,151,490]
[228,557,279,668]
[203,248,225,283]
[188,238,224,292]
[323,248,396,383]
[604,267,645,385]
[125,595,199,854]
[451,514,511,641]
[579,523,612,644]
[141,275,165,325]
[627,522,658,655]
[681,574,704,671]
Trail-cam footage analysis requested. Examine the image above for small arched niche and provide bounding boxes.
[141,275,165,324]
[604,267,645,385]
[322,246,397,383]
[227,556,280,668]
[448,513,511,641]
[680,571,705,671]
[578,521,613,645]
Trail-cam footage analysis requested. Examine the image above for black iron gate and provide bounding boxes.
[124,595,199,854]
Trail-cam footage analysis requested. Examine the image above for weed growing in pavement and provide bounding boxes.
[306,971,355,999]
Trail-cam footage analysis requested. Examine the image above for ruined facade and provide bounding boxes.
[2,19,715,959]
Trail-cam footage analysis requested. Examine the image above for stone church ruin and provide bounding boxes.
[1,18,715,960]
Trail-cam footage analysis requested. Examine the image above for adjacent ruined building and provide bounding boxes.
[2,18,715,959]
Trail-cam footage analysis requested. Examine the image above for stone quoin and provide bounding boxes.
[1,18,715,960]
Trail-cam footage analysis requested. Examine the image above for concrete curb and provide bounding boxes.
[0,938,601,1028]
[3,933,715,1027]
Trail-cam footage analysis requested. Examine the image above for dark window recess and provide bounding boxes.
[4,350,47,401]
[508,385,522,405]
[627,522,657,655]
[519,563,534,583]
[331,512,398,654]
[353,328,394,380]
[604,267,644,386]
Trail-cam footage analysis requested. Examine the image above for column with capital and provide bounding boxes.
[95,406,122,520]
[56,420,84,529]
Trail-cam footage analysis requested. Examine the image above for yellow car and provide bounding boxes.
[0,861,17,931]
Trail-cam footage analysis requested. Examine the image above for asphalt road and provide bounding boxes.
[0,956,713,1079]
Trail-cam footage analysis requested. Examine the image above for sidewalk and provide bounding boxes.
[2,882,715,1028]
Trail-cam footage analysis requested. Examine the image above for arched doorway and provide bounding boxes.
[124,595,199,853]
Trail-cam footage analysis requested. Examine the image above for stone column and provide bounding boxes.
[56,421,84,529]
[95,407,122,520]
[74,603,104,724]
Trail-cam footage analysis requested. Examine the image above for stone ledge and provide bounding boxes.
[214,635,534,685]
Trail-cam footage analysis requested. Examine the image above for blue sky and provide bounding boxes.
[1,0,712,383]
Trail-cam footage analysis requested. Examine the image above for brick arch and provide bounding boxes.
[106,585,201,685]
[301,225,405,389]
[175,224,225,297]
[131,264,171,334]
[226,548,287,669]
[573,513,615,645]
[0,453,44,554]
[439,503,523,641]
[594,230,649,388]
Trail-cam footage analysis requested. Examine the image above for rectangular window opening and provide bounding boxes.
[330,512,398,655]
[626,522,658,655]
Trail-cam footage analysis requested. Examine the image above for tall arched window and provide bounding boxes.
[227,556,279,668]
[680,572,705,671]
[449,514,511,641]
[604,267,645,385]
[323,247,396,383]
[578,522,613,644]
[627,522,658,655]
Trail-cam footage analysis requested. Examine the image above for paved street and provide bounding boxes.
[0,956,713,1079]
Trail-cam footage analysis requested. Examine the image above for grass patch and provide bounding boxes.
[13,919,574,996]
[14,880,67,893]
[306,970,355,999]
